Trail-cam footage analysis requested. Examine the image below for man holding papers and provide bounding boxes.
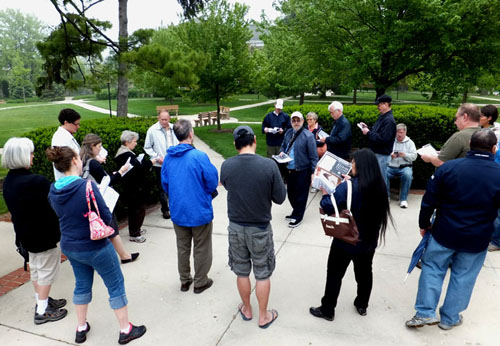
[319,101,352,160]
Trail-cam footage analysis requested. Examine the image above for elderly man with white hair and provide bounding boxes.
[319,101,352,160]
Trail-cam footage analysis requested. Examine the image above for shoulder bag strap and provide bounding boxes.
[346,179,352,210]
[285,128,304,154]
[329,191,340,218]
[86,180,101,217]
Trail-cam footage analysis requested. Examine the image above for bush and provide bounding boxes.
[274,104,457,188]
[96,88,142,100]
[23,116,162,220]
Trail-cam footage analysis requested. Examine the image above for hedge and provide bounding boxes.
[23,116,166,220]
[273,104,458,188]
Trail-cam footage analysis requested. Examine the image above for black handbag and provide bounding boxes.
[319,180,360,245]
[16,242,29,271]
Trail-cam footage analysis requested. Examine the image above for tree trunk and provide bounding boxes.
[430,91,440,101]
[353,88,357,104]
[216,85,221,131]
[375,87,386,100]
[117,0,128,117]
[462,89,468,103]
[299,92,305,105]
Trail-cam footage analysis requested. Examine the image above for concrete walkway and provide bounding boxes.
[0,135,499,345]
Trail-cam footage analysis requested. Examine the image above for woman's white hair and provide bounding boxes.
[120,130,139,144]
[1,137,34,169]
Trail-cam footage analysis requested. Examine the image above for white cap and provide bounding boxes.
[291,111,303,120]
[275,99,284,109]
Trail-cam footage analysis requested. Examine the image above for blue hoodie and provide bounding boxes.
[49,177,112,252]
[161,144,218,227]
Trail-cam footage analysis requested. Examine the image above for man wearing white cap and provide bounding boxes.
[262,99,291,158]
[280,112,318,227]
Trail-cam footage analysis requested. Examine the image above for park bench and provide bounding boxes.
[156,105,179,117]
[0,100,5,104]
[193,106,230,127]
[194,112,213,127]
[219,106,230,120]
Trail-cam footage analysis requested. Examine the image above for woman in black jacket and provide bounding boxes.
[80,133,138,264]
[310,148,393,321]
[2,137,67,325]
[114,130,157,243]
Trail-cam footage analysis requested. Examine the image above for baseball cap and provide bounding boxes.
[233,125,255,140]
[291,111,304,120]
[374,94,392,104]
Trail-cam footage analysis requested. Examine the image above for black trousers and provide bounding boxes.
[154,166,169,213]
[287,169,311,221]
[320,242,375,317]
[124,192,146,237]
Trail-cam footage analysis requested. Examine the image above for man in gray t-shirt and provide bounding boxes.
[220,125,286,329]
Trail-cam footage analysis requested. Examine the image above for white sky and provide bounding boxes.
[0,0,280,38]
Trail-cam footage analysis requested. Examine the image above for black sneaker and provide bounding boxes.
[288,219,302,228]
[193,278,214,294]
[34,307,67,325]
[285,215,296,221]
[162,211,171,219]
[309,307,334,321]
[48,297,67,309]
[118,324,147,345]
[75,322,91,344]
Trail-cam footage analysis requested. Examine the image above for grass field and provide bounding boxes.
[87,94,269,116]
[195,123,267,158]
[0,104,110,147]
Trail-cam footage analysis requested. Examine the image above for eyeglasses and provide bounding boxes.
[72,122,81,127]
[291,118,302,122]
[306,118,314,121]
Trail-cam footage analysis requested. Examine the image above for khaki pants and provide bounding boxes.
[266,145,281,158]
[174,222,213,288]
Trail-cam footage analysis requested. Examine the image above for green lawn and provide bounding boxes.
[87,94,269,116]
[0,104,110,147]
[195,123,267,158]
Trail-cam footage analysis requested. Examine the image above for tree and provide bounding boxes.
[44,0,210,116]
[178,0,253,129]
[278,0,500,98]
[0,9,46,99]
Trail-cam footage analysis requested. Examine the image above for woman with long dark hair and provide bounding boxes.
[310,148,393,321]
[80,134,138,264]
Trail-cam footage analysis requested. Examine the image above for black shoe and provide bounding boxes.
[180,280,193,292]
[355,306,367,316]
[48,297,67,309]
[309,307,334,321]
[118,324,147,345]
[121,253,140,264]
[34,307,68,325]
[193,279,213,294]
[285,215,296,221]
[75,322,91,344]
[288,219,302,228]
[162,211,171,219]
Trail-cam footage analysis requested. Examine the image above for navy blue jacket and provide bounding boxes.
[367,110,396,155]
[419,151,500,253]
[325,114,352,160]
[321,177,381,253]
[262,111,291,146]
[280,128,318,171]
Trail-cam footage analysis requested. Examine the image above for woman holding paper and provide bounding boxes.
[114,130,158,243]
[310,149,392,321]
[80,134,138,264]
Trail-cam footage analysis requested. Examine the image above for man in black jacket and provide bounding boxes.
[359,94,396,180]
[406,129,500,330]
[319,101,352,160]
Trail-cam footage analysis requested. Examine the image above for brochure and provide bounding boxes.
[417,144,438,157]
[317,130,329,139]
[311,152,352,194]
[98,175,120,212]
[272,152,293,164]
[268,127,281,134]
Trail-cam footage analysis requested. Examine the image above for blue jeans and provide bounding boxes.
[375,154,390,182]
[386,166,413,201]
[415,236,487,325]
[491,210,500,247]
[64,242,128,309]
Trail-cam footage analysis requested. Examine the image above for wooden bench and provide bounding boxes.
[219,106,230,120]
[156,105,179,117]
[194,112,212,127]
[0,100,6,104]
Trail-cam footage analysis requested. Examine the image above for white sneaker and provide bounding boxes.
[129,236,146,243]
[400,201,408,208]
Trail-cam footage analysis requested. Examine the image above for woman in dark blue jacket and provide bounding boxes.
[310,149,392,321]
[47,146,146,344]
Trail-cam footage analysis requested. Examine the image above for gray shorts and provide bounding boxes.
[227,222,276,280]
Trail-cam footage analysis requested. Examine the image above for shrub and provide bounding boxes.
[272,104,458,188]
[23,116,162,220]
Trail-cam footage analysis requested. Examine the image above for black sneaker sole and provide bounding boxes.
[118,325,147,345]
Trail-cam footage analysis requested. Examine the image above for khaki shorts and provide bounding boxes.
[29,246,61,286]
[228,222,276,280]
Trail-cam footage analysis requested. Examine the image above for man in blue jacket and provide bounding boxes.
[161,119,219,294]
[319,101,352,160]
[262,99,291,158]
[280,112,318,227]
[359,94,396,179]
[406,129,500,330]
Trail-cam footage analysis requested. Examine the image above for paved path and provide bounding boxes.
[0,135,499,345]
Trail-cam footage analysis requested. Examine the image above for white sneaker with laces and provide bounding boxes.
[129,236,146,243]
[400,201,408,208]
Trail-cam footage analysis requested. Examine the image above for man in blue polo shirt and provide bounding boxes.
[406,129,500,330]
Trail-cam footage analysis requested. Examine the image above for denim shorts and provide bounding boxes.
[227,222,276,280]
[63,241,128,309]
